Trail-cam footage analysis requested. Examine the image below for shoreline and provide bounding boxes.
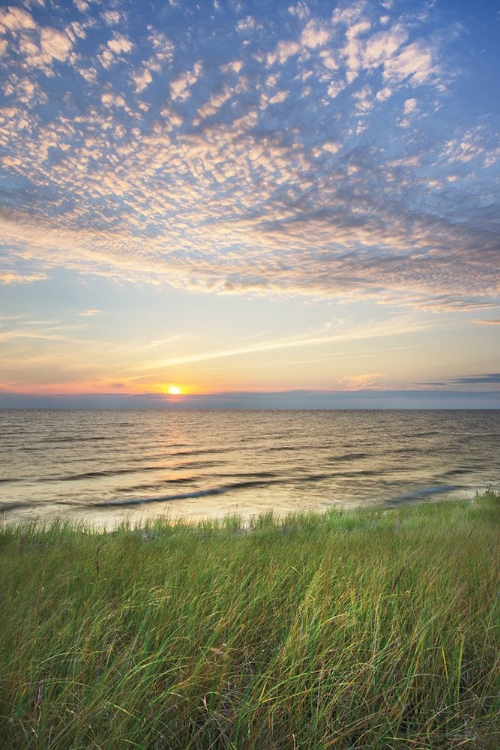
[0,483,485,532]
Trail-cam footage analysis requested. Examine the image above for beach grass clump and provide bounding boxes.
[0,491,499,748]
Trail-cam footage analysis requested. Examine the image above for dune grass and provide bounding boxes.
[0,492,499,749]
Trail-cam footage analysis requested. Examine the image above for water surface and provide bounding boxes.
[0,409,498,527]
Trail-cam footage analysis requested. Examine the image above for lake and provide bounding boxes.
[0,409,498,528]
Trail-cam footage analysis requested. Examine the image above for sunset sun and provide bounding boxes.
[167,386,182,395]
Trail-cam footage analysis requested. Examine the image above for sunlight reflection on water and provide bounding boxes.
[0,409,498,528]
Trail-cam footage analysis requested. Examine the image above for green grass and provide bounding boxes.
[0,492,499,749]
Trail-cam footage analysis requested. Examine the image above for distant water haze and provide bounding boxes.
[0,410,498,529]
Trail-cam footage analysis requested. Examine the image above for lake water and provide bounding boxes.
[0,409,498,528]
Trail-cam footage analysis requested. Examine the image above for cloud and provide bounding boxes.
[327,79,346,98]
[159,104,184,130]
[442,129,485,164]
[170,61,203,100]
[452,374,500,384]
[363,24,408,68]
[132,67,153,93]
[267,39,300,66]
[195,85,232,122]
[98,31,133,68]
[133,318,427,372]
[301,19,330,49]
[0,8,75,73]
[383,41,436,85]
[474,319,500,325]
[0,271,48,284]
[376,86,392,101]
[1,99,498,312]
[236,16,257,33]
[102,11,121,26]
[0,0,497,316]
[77,66,98,84]
[67,21,87,43]
[0,6,37,32]
[423,372,500,387]
[101,92,126,108]
[288,3,310,22]
[332,3,365,27]
[336,373,385,390]
[267,90,289,105]
[403,98,418,114]
[107,33,133,55]
[220,60,243,75]
[147,30,175,68]
[322,141,342,154]
[40,27,72,61]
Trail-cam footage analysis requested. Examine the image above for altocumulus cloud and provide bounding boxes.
[0,0,499,312]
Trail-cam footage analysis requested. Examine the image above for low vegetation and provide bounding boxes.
[0,491,499,749]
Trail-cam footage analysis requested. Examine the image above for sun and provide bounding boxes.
[167,385,182,395]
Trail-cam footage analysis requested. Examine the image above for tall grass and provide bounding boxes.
[0,492,499,748]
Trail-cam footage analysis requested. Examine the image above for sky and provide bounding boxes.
[0,0,499,408]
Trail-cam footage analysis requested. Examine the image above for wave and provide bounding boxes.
[170,448,230,457]
[296,473,331,483]
[402,431,443,438]
[37,465,166,483]
[327,452,371,462]
[386,485,458,505]
[120,476,199,493]
[210,471,279,480]
[172,460,224,470]
[94,472,339,508]
[95,487,230,507]
[42,436,108,443]
[0,501,35,513]
[266,443,326,453]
